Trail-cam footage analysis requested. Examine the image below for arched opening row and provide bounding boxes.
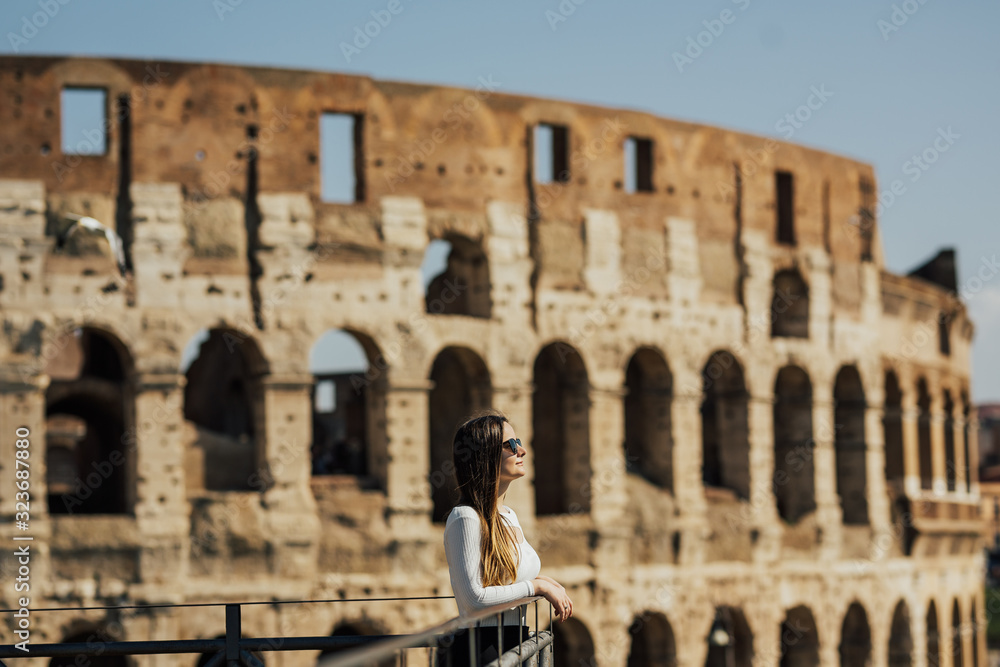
[561,598,979,667]
[883,370,973,494]
[39,326,969,525]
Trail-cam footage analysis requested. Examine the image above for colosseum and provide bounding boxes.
[0,55,985,667]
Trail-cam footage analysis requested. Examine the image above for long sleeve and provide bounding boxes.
[444,508,535,616]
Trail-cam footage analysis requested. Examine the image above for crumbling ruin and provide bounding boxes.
[0,56,984,667]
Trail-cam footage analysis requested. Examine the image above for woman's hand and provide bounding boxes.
[532,578,573,622]
[535,575,562,589]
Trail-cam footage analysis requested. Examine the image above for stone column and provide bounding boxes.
[671,377,708,566]
[582,209,622,296]
[753,605,784,667]
[805,248,833,349]
[664,217,702,307]
[817,611,841,667]
[0,179,50,307]
[901,384,922,497]
[493,382,536,533]
[588,383,630,571]
[748,391,781,564]
[130,183,190,309]
[384,378,435,570]
[930,386,947,496]
[133,371,190,584]
[952,409,967,497]
[869,601,890,667]
[259,372,321,580]
[913,600,929,667]
[812,384,843,560]
[966,405,980,497]
[865,400,892,557]
[974,596,987,667]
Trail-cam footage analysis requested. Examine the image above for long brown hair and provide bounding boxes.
[452,412,520,587]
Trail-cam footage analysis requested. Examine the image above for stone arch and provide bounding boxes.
[183,327,268,492]
[926,600,941,667]
[951,599,963,667]
[429,346,492,522]
[402,85,507,148]
[835,366,868,525]
[971,596,980,667]
[916,378,933,490]
[423,232,491,318]
[553,618,596,667]
[943,390,957,492]
[705,606,754,667]
[771,268,809,338]
[780,605,820,667]
[51,625,131,667]
[45,326,134,515]
[883,370,905,489]
[839,602,872,667]
[309,328,389,487]
[627,611,677,667]
[888,601,913,667]
[774,366,816,523]
[533,342,591,516]
[701,350,750,500]
[624,347,674,492]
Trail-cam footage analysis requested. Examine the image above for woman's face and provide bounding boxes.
[498,421,527,484]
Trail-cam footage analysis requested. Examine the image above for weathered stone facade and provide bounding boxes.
[0,56,984,667]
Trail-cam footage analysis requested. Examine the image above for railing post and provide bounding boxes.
[517,604,523,665]
[226,604,242,667]
[470,621,478,667]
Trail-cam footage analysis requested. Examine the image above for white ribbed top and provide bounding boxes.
[444,504,541,626]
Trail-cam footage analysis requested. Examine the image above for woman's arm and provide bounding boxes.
[444,511,535,611]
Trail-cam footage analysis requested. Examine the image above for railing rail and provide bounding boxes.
[0,596,553,667]
[319,596,550,667]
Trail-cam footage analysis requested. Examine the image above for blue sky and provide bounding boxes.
[4,0,998,401]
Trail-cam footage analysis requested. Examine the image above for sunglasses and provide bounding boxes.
[503,438,522,456]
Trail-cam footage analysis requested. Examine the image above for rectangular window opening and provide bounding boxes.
[624,137,654,194]
[61,87,108,156]
[320,112,364,203]
[775,170,795,245]
[534,123,569,185]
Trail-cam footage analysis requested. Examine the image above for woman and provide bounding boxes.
[440,412,573,666]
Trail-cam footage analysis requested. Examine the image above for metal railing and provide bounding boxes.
[0,596,553,667]
[320,596,553,667]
